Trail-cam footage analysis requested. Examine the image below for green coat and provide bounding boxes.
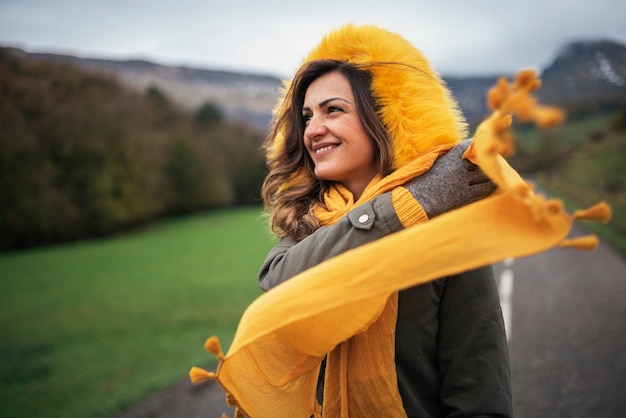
[258,192,512,417]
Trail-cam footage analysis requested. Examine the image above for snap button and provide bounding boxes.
[347,205,375,230]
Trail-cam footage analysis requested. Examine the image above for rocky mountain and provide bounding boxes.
[5,38,626,129]
[448,39,626,124]
[538,40,626,111]
[445,76,501,124]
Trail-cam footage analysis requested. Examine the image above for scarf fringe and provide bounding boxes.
[189,336,250,417]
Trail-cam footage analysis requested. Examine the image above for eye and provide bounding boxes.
[328,106,343,114]
[302,113,312,124]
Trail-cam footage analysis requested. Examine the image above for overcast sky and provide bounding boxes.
[2,0,626,79]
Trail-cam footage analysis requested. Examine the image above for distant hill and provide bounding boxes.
[0,48,267,250]
[4,47,282,130]
[5,38,626,128]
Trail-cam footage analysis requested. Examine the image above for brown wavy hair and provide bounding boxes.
[261,60,393,240]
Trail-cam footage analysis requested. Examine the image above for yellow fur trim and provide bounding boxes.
[270,24,468,170]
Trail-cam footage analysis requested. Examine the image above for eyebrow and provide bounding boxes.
[302,97,352,112]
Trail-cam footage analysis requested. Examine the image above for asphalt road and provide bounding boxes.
[117,225,626,418]
[500,225,626,418]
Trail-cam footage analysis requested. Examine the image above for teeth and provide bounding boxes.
[315,145,335,154]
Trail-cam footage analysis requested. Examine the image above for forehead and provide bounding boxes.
[304,71,354,104]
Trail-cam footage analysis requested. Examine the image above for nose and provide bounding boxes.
[304,115,327,140]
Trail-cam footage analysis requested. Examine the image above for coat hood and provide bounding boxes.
[270,23,468,170]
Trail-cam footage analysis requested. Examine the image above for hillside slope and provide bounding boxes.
[7,38,626,127]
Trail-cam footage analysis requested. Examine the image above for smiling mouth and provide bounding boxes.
[314,145,337,155]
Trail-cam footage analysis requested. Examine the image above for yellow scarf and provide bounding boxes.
[190,71,611,417]
[313,145,448,417]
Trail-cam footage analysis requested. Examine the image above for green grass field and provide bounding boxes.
[0,207,277,418]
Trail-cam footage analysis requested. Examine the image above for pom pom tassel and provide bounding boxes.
[533,106,566,128]
[189,366,217,383]
[573,201,612,223]
[559,202,612,251]
[559,235,599,251]
[205,336,225,361]
[188,336,224,384]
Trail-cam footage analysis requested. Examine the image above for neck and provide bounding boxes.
[344,175,380,202]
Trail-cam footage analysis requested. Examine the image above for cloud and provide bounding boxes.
[1,0,626,77]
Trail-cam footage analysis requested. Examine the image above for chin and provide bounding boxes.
[314,168,340,183]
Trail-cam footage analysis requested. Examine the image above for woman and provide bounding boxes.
[190,23,609,418]
[258,25,512,417]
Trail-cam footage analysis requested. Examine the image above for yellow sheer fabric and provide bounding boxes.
[189,71,611,417]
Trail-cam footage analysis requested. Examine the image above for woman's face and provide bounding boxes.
[302,71,378,200]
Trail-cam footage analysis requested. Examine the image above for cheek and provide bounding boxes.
[356,133,377,163]
[303,139,314,156]
[363,146,377,168]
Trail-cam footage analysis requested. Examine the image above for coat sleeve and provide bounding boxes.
[437,265,513,418]
[258,191,404,291]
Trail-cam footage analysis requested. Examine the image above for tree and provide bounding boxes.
[195,101,223,126]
